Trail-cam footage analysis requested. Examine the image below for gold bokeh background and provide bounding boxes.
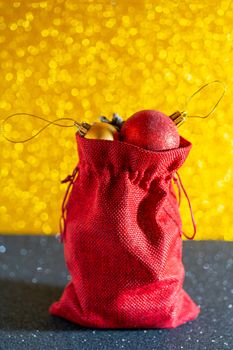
[0,0,232,239]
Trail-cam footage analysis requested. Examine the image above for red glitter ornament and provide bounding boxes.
[120,110,180,151]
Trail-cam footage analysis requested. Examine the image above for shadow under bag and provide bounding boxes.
[49,133,200,328]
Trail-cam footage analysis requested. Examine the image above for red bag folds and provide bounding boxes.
[49,133,200,328]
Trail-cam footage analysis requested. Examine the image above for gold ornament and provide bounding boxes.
[84,122,118,140]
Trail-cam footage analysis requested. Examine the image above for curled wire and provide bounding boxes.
[1,112,80,143]
[184,80,226,119]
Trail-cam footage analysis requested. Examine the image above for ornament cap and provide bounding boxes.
[169,111,187,127]
[75,121,92,137]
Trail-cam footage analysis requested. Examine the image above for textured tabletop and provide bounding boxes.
[0,235,232,350]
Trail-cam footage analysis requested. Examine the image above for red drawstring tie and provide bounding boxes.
[59,167,196,241]
[59,164,79,242]
[173,172,197,240]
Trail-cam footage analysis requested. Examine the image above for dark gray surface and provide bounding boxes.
[0,235,232,350]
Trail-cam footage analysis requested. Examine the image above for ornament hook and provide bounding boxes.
[170,80,226,126]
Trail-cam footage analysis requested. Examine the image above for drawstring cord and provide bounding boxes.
[173,172,197,240]
[59,164,79,242]
[59,166,196,241]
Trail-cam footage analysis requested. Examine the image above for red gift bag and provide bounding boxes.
[49,133,200,328]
